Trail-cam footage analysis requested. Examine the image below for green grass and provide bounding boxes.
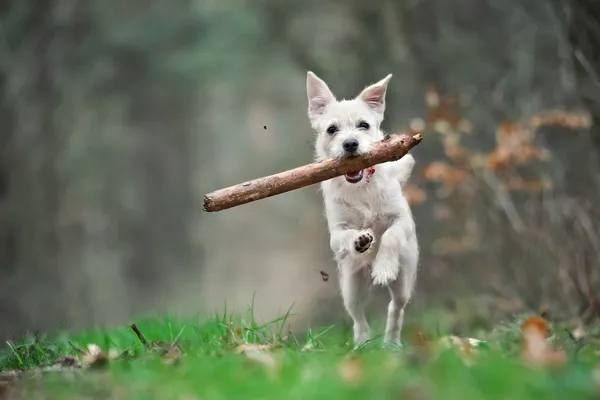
[1,305,599,400]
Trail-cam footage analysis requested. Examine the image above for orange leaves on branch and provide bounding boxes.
[433,203,453,220]
[521,316,567,368]
[486,121,550,172]
[425,87,471,135]
[404,184,427,206]
[495,121,532,148]
[500,178,552,192]
[413,89,587,238]
[431,235,478,256]
[442,133,468,162]
[420,162,469,189]
[486,146,550,172]
[530,109,591,130]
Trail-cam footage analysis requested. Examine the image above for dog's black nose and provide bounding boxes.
[343,139,359,153]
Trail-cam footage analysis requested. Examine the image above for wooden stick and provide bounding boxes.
[203,132,423,212]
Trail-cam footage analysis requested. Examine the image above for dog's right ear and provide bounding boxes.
[307,71,336,122]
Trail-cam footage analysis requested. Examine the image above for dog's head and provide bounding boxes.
[306,71,392,184]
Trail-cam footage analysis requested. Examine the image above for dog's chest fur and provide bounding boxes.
[321,165,410,241]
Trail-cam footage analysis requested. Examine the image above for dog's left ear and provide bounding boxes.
[358,74,392,115]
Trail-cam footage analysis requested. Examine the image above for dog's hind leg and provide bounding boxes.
[383,251,417,346]
[383,278,409,346]
[339,264,372,347]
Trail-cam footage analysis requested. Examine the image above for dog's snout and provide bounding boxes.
[343,139,359,153]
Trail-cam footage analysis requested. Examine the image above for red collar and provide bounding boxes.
[365,166,376,183]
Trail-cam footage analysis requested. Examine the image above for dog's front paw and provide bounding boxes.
[354,231,374,253]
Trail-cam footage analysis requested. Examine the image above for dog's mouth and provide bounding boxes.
[345,169,364,184]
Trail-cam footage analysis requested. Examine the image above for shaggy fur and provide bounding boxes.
[306,71,419,347]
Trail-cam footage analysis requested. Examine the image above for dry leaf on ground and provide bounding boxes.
[337,355,364,385]
[51,355,81,369]
[438,335,486,366]
[82,343,109,368]
[162,346,183,366]
[521,317,567,368]
[235,344,277,370]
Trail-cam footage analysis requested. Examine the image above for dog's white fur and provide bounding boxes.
[306,71,419,347]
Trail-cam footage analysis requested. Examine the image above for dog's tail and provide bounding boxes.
[391,154,415,188]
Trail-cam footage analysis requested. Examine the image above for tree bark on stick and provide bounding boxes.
[203,132,422,212]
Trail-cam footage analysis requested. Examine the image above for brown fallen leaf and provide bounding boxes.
[162,345,183,366]
[220,321,242,345]
[337,355,364,385]
[414,330,431,344]
[235,344,277,370]
[400,382,431,400]
[438,335,485,366]
[521,316,567,368]
[235,343,273,353]
[439,335,485,348]
[413,331,433,354]
[53,355,81,368]
[82,343,109,368]
[406,331,434,365]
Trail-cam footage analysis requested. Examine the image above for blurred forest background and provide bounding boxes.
[1,0,600,340]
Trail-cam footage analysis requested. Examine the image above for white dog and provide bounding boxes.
[306,71,419,347]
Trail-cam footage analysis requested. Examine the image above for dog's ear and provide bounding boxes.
[307,71,336,122]
[358,74,392,115]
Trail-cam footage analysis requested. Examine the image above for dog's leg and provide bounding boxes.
[383,277,410,345]
[383,237,418,346]
[371,220,407,286]
[339,264,371,347]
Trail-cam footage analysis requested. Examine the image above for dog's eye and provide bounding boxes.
[358,121,370,130]
[326,125,338,135]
